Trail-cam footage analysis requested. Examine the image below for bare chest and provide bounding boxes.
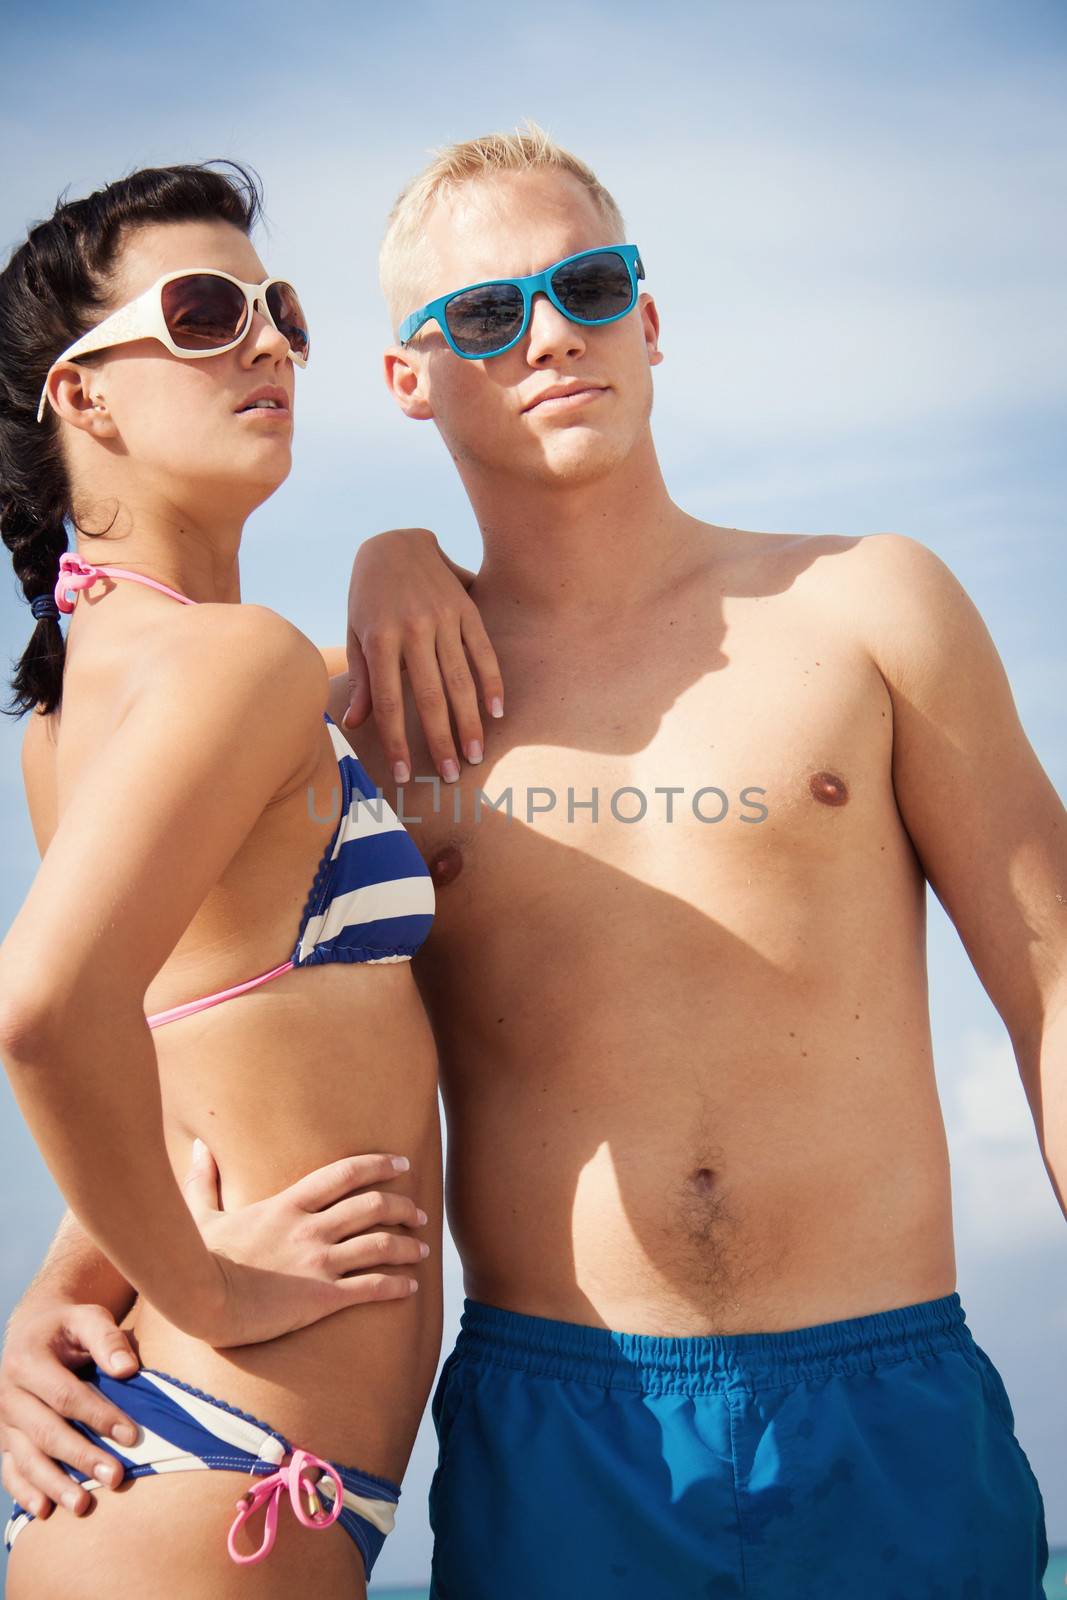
[392,596,903,949]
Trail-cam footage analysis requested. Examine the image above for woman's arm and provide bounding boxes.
[342,527,504,785]
[0,603,376,1347]
[0,1146,430,1519]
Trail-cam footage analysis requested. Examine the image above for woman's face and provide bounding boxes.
[63,217,298,520]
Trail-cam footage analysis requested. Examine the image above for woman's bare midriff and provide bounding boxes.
[124,958,443,1485]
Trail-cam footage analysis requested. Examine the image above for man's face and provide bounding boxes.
[388,169,663,488]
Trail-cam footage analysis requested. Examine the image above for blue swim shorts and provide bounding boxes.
[428,1292,1048,1598]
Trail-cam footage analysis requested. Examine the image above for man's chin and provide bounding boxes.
[524,429,629,486]
[450,425,633,488]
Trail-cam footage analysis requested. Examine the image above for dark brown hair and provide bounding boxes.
[0,160,263,716]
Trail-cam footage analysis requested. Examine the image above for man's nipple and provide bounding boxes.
[429,844,464,887]
[808,770,849,806]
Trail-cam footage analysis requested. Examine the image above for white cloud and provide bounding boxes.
[942,1026,1064,1256]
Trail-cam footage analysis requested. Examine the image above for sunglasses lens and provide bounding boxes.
[444,284,525,356]
[161,274,249,350]
[551,251,634,323]
[266,281,311,361]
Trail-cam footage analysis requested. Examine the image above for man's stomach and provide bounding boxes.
[442,1011,957,1337]
[127,959,444,1483]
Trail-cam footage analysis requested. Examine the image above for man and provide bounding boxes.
[3,125,1062,1596]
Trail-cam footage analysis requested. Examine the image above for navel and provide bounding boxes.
[808,770,849,807]
[429,844,464,886]
[688,1166,717,1194]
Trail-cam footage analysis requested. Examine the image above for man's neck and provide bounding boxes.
[468,438,706,626]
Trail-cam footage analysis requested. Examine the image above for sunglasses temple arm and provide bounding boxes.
[35,286,159,422]
[398,304,437,346]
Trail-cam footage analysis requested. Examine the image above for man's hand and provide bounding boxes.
[344,527,504,786]
[0,1145,429,1517]
[0,1299,140,1520]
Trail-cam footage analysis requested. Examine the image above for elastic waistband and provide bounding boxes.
[453,1293,976,1395]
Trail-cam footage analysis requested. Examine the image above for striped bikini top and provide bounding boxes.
[54,554,436,1030]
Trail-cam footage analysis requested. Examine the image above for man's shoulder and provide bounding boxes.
[723,526,947,614]
[775,530,985,694]
[692,526,966,682]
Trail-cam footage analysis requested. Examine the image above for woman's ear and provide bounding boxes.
[47,363,120,436]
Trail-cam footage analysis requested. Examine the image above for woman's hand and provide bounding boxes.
[0,1147,428,1516]
[343,527,504,786]
[185,1143,429,1348]
[184,1143,430,1346]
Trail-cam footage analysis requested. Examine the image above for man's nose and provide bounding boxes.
[524,292,587,366]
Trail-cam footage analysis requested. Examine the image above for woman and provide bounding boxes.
[0,162,443,1598]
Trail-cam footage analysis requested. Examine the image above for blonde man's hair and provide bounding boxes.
[379,119,627,339]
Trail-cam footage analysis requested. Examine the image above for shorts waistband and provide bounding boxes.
[453,1292,976,1395]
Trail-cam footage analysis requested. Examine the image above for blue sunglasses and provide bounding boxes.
[398,244,645,360]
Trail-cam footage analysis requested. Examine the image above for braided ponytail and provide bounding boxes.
[0,159,263,717]
[1,500,67,714]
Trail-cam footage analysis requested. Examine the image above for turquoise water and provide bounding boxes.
[1045,1549,1067,1594]
[371,1549,1067,1597]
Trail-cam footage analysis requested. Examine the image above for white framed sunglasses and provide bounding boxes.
[36,268,310,423]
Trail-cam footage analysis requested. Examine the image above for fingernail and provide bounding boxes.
[109,1350,133,1373]
[466,741,483,765]
[341,706,353,728]
[408,1278,420,1292]
[97,1460,120,1486]
[62,1490,82,1511]
[418,1242,430,1258]
[441,758,460,783]
[392,760,411,784]
[192,1136,206,1163]
[490,697,504,718]
[416,1208,428,1224]
[112,1422,138,1444]
[391,1156,410,1171]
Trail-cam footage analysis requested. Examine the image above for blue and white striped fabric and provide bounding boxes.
[3,1363,401,1577]
[294,715,435,968]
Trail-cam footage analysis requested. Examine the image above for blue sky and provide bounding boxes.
[1,0,1064,1585]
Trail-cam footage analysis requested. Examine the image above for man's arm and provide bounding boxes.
[19,1211,137,1326]
[856,533,1067,1215]
[1,1213,141,1520]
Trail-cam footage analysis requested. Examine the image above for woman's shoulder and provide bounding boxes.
[152,600,329,710]
[20,708,59,855]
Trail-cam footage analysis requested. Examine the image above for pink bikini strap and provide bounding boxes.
[146,961,295,1029]
[54,552,197,614]
[227,1450,345,1566]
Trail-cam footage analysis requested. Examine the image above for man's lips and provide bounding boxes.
[522,383,608,414]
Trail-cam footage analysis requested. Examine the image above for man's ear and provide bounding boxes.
[383,346,433,421]
[639,293,664,369]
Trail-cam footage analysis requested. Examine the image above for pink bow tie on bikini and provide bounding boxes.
[54,554,116,614]
[227,1450,345,1565]
[53,552,196,614]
